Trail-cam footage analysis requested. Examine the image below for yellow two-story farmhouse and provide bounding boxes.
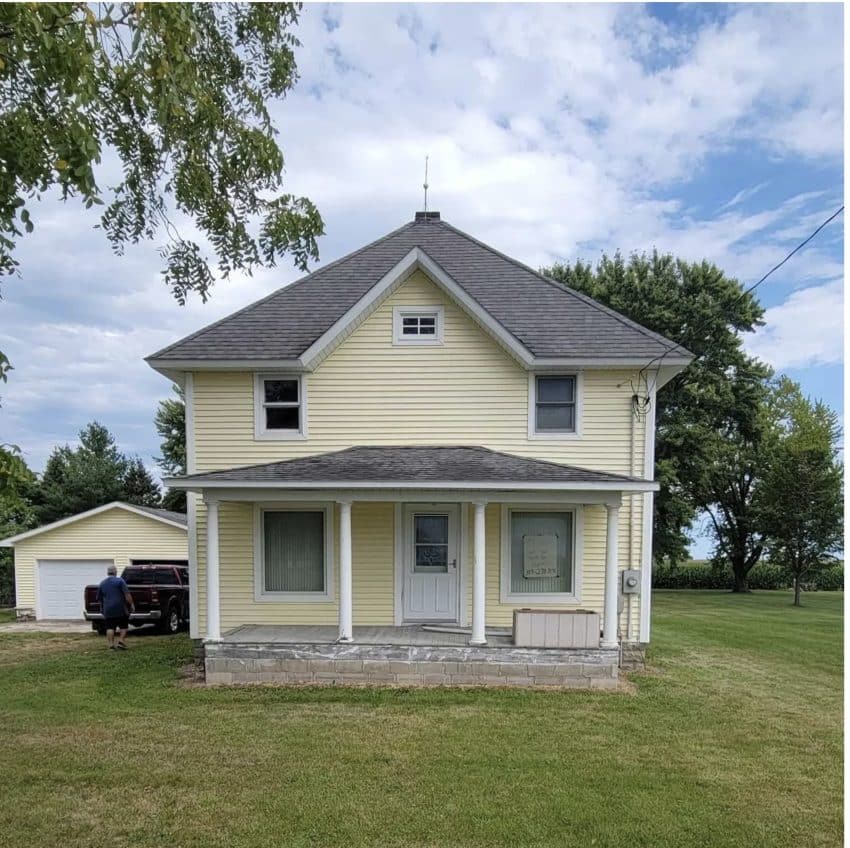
[148,212,691,688]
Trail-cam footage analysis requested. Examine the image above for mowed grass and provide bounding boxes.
[0,592,841,848]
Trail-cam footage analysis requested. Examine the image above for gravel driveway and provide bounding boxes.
[0,620,93,634]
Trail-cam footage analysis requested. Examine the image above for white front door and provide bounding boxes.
[402,504,460,622]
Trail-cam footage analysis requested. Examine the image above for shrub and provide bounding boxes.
[653,559,843,591]
[812,565,844,591]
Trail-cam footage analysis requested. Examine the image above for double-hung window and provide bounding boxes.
[256,505,333,601]
[255,374,306,439]
[531,375,579,436]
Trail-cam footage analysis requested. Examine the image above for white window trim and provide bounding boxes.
[392,305,445,346]
[253,502,335,602]
[500,503,583,604]
[253,373,308,441]
[527,372,583,440]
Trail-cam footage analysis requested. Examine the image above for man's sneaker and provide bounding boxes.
[116,642,128,650]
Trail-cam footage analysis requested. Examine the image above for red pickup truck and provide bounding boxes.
[83,564,190,635]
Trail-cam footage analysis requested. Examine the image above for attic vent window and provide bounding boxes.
[393,306,444,346]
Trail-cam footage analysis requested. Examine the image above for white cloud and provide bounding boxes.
[0,2,843,477]
[745,279,844,369]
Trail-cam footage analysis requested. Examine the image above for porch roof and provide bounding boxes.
[166,445,657,492]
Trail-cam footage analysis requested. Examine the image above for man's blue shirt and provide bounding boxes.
[97,575,129,618]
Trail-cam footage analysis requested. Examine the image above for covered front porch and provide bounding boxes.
[170,446,657,688]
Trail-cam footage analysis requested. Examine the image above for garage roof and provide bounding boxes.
[0,501,188,547]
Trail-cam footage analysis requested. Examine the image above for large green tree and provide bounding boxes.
[33,420,165,522]
[35,421,129,522]
[0,2,323,382]
[760,379,843,606]
[123,456,163,508]
[546,252,764,565]
[154,384,186,512]
[695,364,775,591]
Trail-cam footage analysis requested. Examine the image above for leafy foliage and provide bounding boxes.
[154,384,186,512]
[0,471,37,607]
[759,379,844,605]
[653,558,843,591]
[0,2,323,300]
[546,251,764,565]
[32,421,165,523]
[696,364,775,591]
[122,456,163,508]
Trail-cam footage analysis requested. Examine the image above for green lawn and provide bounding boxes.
[0,591,842,847]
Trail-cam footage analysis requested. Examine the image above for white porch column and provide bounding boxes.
[338,499,353,643]
[601,503,620,649]
[470,500,487,646]
[205,497,221,642]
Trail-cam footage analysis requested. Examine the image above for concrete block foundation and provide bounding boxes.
[204,641,620,690]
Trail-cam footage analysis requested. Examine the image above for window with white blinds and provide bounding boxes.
[258,507,332,599]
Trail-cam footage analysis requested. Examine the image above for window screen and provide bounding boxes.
[535,376,576,432]
[510,511,573,594]
[263,511,325,592]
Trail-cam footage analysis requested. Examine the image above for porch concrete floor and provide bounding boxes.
[222,624,515,647]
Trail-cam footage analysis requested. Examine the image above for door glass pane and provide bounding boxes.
[414,514,449,572]
[537,376,574,403]
[264,379,298,403]
[415,515,448,544]
[510,512,572,594]
[536,403,575,432]
[415,544,448,569]
[264,511,325,592]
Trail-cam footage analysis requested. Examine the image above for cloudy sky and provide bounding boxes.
[1,2,843,554]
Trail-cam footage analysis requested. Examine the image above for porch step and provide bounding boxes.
[421,624,513,638]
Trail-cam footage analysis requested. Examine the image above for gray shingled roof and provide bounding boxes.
[127,504,188,526]
[147,215,686,363]
[170,446,653,487]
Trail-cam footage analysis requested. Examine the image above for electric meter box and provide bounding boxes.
[621,569,641,594]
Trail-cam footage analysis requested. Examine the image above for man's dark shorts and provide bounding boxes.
[105,615,129,631]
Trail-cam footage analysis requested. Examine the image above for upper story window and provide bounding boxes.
[254,374,307,440]
[393,306,444,345]
[529,374,581,438]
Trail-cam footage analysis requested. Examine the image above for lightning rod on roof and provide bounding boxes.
[423,155,429,213]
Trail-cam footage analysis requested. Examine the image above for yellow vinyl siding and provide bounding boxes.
[193,271,647,473]
[197,502,396,633]
[191,269,650,636]
[13,508,187,610]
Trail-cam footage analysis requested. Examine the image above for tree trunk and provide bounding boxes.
[731,569,750,593]
[793,575,802,606]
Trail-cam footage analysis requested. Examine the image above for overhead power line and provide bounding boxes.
[638,203,845,388]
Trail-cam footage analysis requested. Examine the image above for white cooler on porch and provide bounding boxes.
[512,609,601,649]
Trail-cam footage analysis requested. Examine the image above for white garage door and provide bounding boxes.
[37,560,113,619]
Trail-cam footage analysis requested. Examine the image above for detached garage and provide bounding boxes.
[0,502,188,620]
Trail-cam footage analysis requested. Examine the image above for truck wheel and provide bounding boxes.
[94,622,107,636]
[160,604,181,635]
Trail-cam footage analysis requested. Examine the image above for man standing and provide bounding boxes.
[96,565,135,650]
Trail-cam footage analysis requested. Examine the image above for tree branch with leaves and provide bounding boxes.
[0,1,323,320]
